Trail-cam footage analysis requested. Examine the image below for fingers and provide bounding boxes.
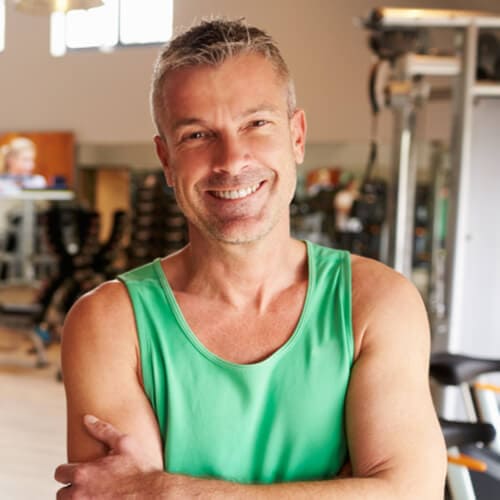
[83,414,125,451]
[54,463,80,484]
[56,484,73,500]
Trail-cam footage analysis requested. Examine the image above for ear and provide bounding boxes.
[290,109,307,165]
[154,135,173,187]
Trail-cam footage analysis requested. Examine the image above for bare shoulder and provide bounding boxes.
[350,254,421,308]
[62,279,137,370]
[64,279,132,325]
[350,254,429,359]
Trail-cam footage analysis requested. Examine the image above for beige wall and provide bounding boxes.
[0,0,464,147]
[452,0,500,12]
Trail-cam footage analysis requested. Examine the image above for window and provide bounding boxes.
[0,0,5,53]
[50,0,173,57]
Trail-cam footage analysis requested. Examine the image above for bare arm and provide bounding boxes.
[343,257,447,498]
[60,281,163,467]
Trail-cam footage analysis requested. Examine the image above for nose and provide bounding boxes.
[211,132,250,175]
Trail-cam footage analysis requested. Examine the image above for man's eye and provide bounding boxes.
[250,120,268,128]
[179,130,210,143]
[182,131,208,142]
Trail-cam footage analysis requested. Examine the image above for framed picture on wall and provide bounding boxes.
[0,131,75,189]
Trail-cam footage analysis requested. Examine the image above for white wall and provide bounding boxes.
[0,0,460,146]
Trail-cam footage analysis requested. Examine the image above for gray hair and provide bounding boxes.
[150,18,296,135]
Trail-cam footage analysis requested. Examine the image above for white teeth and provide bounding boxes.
[212,183,260,200]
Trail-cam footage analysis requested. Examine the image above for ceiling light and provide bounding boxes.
[13,0,104,15]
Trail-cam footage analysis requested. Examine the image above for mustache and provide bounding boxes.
[199,171,271,190]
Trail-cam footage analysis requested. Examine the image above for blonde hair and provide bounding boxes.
[0,137,36,173]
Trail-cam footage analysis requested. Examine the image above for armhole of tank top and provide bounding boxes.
[343,250,355,367]
[117,274,154,395]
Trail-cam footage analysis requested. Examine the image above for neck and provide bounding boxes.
[170,230,307,311]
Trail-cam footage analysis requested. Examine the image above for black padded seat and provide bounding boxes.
[0,303,42,317]
[440,419,496,448]
[430,352,500,385]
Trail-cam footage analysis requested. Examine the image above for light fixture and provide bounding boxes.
[13,0,103,15]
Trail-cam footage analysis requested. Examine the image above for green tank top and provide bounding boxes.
[118,240,353,484]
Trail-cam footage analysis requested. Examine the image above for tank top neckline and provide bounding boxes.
[151,240,315,369]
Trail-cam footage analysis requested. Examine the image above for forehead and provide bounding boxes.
[10,148,34,157]
[160,53,288,128]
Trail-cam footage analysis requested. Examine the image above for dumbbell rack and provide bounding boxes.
[363,8,500,417]
[128,172,188,268]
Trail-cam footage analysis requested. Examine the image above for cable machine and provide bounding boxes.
[362,7,500,418]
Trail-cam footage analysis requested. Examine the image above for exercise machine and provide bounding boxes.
[432,353,500,498]
[362,6,500,416]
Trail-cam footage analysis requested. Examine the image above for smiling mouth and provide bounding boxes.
[209,182,263,200]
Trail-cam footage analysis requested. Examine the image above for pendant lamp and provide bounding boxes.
[13,0,104,15]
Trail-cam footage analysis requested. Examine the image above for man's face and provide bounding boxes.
[154,53,306,245]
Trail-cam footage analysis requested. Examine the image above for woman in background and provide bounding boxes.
[0,137,47,192]
[0,138,47,278]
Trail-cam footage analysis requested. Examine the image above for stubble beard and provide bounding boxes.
[172,165,297,246]
[201,208,281,245]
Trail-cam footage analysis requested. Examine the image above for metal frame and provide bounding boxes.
[444,24,477,354]
[365,7,500,29]
[363,6,500,408]
[0,190,74,284]
[471,380,500,454]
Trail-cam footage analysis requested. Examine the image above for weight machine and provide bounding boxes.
[361,7,500,413]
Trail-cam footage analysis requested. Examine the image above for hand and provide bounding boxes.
[54,415,162,499]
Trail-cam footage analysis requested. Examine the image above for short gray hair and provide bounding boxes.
[150,18,296,134]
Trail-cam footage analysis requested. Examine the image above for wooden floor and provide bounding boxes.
[0,287,66,499]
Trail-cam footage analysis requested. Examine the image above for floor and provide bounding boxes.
[0,286,66,500]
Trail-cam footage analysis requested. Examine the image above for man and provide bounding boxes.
[55,19,446,498]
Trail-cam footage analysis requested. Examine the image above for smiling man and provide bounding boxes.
[55,19,446,499]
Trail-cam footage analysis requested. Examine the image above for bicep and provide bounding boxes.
[346,275,446,495]
[61,285,163,468]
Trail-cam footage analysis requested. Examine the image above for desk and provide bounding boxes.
[0,190,75,283]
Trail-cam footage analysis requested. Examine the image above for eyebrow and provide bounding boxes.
[171,117,207,132]
[237,104,282,119]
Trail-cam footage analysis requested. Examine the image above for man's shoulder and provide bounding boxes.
[350,255,427,358]
[61,279,140,380]
[62,280,137,355]
[350,254,418,304]
[68,279,131,319]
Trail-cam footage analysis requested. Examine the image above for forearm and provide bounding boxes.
[152,472,405,499]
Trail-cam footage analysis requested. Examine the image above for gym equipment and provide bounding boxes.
[432,353,500,498]
[0,189,74,283]
[0,203,128,369]
[477,32,499,81]
[0,302,47,367]
[431,353,500,452]
[441,418,496,500]
[92,210,128,278]
[361,7,500,418]
[128,172,188,267]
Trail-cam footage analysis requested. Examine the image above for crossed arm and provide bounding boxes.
[55,260,447,499]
